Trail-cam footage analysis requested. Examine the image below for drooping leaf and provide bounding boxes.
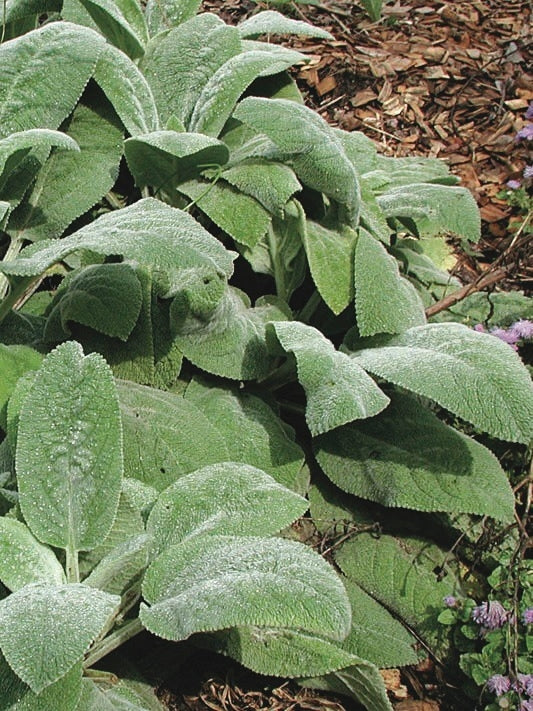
[171,286,289,380]
[147,463,308,550]
[93,43,160,137]
[189,48,307,138]
[140,535,351,642]
[144,0,202,36]
[220,159,301,216]
[0,344,42,428]
[238,10,333,39]
[124,131,229,190]
[0,583,119,693]
[16,341,123,551]
[118,380,229,490]
[377,183,481,243]
[0,199,236,292]
[83,533,152,594]
[347,323,533,444]
[354,227,426,336]
[0,22,104,139]
[233,98,360,224]
[302,220,356,315]
[303,662,393,711]
[0,518,65,592]
[0,0,61,25]
[178,178,272,249]
[9,97,123,243]
[44,263,143,342]
[315,391,516,521]
[271,322,389,435]
[75,677,164,711]
[74,0,146,58]
[366,155,457,191]
[184,377,306,491]
[0,653,82,711]
[140,15,241,128]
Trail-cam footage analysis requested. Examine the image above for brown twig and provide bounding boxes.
[425,267,507,317]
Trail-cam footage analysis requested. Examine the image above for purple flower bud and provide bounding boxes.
[526,103,533,120]
[443,595,457,608]
[472,600,509,629]
[524,165,533,179]
[490,327,519,346]
[510,321,533,341]
[473,324,486,333]
[507,179,522,189]
[516,124,533,141]
[523,608,533,625]
[487,674,511,696]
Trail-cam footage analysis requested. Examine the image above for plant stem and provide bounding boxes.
[258,358,296,391]
[0,277,33,325]
[66,544,79,584]
[297,289,321,323]
[84,618,144,670]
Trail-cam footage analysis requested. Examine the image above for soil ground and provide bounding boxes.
[153,2,532,709]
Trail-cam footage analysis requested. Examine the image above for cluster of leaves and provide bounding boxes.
[0,0,532,709]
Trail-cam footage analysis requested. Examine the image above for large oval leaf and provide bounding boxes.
[0,583,119,693]
[140,535,351,642]
[347,323,533,444]
[272,322,389,436]
[16,341,123,551]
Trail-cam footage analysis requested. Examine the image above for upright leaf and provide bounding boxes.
[144,0,202,36]
[0,22,104,138]
[0,583,119,692]
[74,0,146,58]
[16,342,123,551]
[271,322,389,435]
[140,535,351,642]
[347,323,533,444]
[354,227,426,335]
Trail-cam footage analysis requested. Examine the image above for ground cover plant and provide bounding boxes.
[0,1,532,709]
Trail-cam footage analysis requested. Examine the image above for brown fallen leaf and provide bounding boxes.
[395,701,440,711]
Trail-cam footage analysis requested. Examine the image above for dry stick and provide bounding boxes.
[425,267,507,317]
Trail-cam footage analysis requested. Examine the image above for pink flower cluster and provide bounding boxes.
[507,103,533,188]
[474,320,533,351]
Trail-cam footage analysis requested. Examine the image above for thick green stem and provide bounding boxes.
[84,618,144,670]
[66,544,79,584]
[297,289,321,324]
[0,277,33,325]
[258,358,296,391]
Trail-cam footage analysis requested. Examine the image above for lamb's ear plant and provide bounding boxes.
[0,2,532,710]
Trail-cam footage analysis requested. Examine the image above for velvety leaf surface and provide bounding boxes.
[75,0,145,58]
[302,220,356,315]
[147,463,308,550]
[0,518,65,592]
[334,128,378,176]
[0,199,235,290]
[0,653,82,711]
[220,159,301,216]
[233,98,360,224]
[366,155,455,191]
[184,378,306,491]
[171,287,289,380]
[141,535,351,641]
[238,10,333,39]
[124,131,229,190]
[118,380,229,490]
[272,322,389,435]
[316,392,515,521]
[347,323,533,443]
[0,0,61,24]
[144,0,202,36]
[75,678,156,710]
[0,583,119,692]
[377,183,481,242]
[83,533,151,594]
[0,344,42,427]
[303,663,393,711]
[9,99,123,243]
[0,22,103,138]
[140,15,241,128]
[16,342,123,551]
[93,44,159,136]
[354,228,426,335]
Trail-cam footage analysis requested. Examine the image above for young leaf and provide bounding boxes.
[8,98,123,243]
[0,518,65,592]
[233,98,360,224]
[354,228,426,336]
[238,10,333,39]
[316,392,516,520]
[144,0,202,36]
[147,462,308,550]
[189,48,307,138]
[184,378,306,491]
[0,344,42,429]
[171,287,289,380]
[93,44,160,137]
[271,322,390,435]
[124,131,229,190]
[303,662,393,711]
[140,535,351,642]
[74,0,146,59]
[118,380,229,490]
[0,22,104,138]
[140,15,241,128]
[16,341,123,551]
[0,653,82,711]
[0,583,119,693]
[347,323,533,444]
[302,220,356,315]
[377,183,481,243]
[220,159,301,216]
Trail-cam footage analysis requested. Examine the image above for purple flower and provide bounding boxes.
[473,324,486,333]
[512,674,533,695]
[510,320,533,341]
[520,701,533,711]
[487,674,511,696]
[507,179,522,189]
[443,595,457,608]
[523,608,533,625]
[490,327,519,348]
[516,124,533,141]
[526,103,533,120]
[524,165,533,179]
[472,600,509,629]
